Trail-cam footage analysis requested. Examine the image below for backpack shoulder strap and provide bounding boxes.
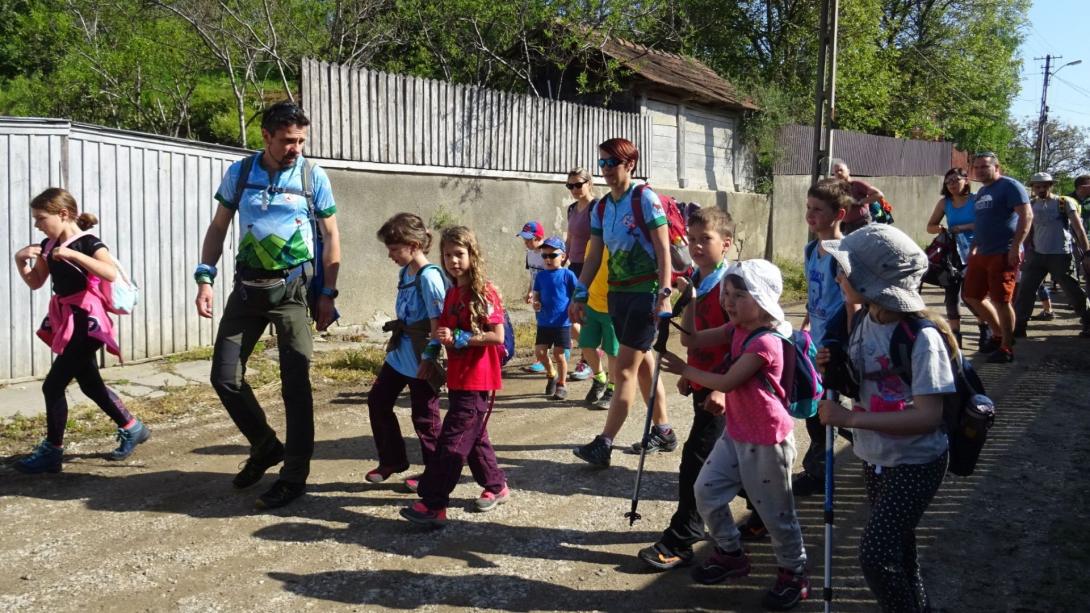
[231,153,259,209]
[630,183,651,242]
[889,316,933,384]
[567,201,578,219]
[596,197,606,225]
[804,239,817,261]
[301,159,315,219]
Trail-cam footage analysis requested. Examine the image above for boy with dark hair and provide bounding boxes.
[793,178,859,497]
[517,220,549,373]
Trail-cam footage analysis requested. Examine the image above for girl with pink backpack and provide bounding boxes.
[12,188,149,474]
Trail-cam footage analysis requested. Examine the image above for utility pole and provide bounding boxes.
[1034,55,1056,173]
[809,0,840,187]
[1034,55,1083,172]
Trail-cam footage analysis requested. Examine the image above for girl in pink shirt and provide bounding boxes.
[660,259,809,611]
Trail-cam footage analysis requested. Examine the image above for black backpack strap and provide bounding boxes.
[630,183,652,243]
[889,316,935,385]
[231,153,259,208]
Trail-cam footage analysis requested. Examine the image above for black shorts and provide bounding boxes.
[608,291,657,351]
[535,326,572,349]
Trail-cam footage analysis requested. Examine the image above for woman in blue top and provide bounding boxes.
[926,167,980,346]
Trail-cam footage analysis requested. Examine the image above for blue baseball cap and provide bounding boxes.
[541,236,565,251]
[517,221,545,240]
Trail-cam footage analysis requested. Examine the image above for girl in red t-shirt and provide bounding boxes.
[400,226,509,527]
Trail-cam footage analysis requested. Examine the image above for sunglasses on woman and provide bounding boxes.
[565,180,587,190]
[598,158,623,169]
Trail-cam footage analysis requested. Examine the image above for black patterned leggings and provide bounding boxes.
[859,451,948,613]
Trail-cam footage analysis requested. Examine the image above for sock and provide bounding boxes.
[122,418,138,430]
[594,371,607,383]
[606,382,615,391]
[653,423,672,434]
[599,435,613,447]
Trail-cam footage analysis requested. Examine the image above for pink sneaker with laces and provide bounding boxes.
[475,484,511,511]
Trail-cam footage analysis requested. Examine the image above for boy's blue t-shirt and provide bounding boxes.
[589,181,667,293]
[973,177,1029,256]
[533,267,578,327]
[215,153,337,271]
[386,264,448,378]
[805,242,845,347]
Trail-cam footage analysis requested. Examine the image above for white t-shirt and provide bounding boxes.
[848,315,954,467]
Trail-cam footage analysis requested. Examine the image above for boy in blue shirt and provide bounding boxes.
[532,236,579,400]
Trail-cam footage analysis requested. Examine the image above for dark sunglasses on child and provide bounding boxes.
[565,180,587,190]
[541,253,563,259]
[598,158,622,169]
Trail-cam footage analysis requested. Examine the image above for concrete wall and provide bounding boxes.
[769,174,946,261]
[325,166,771,330]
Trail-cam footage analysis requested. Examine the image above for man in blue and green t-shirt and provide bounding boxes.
[195,101,342,510]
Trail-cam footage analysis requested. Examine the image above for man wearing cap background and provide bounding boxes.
[1013,172,1090,338]
[961,152,1032,363]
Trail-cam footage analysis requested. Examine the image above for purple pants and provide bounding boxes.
[367,362,441,469]
[418,390,506,510]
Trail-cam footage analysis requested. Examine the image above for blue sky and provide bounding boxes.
[1010,0,1090,131]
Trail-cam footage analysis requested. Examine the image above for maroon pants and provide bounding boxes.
[418,390,506,510]
[366,362,441,470]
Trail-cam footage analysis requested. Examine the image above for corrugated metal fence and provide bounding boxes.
[300,58,652,174]
[0,117,246,382]
[774,124,959,176]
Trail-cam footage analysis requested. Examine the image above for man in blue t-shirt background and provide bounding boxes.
[961,152,1032,363]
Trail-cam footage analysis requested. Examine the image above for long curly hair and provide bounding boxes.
[440,225,495,334]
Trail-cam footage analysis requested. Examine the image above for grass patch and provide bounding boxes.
[514,321,536,355]
[775,258,807,304]
[162,346,215,363]
[313,346,386,384]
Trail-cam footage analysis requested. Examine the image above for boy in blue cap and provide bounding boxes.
[532,236,579,400]
[518,220,548,373]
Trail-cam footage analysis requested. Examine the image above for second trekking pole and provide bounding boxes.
[625,288,692,526]
[824,389,838,613]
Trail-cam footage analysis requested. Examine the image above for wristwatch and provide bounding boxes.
[320,287,339,299]
[659,286,674,298]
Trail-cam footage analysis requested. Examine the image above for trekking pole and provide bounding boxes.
[824,389,838,613]
[625,288,693,526]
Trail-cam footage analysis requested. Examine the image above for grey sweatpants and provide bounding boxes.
[695,433,807,572]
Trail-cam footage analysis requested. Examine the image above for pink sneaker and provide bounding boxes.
[364,463,410,483]
[404,474,422,493]
[399,501,447,527]
[475,484,511,511]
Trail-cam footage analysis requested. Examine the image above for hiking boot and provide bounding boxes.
[977,325,993,350]
[365,463,411,483]
[979,337,1001,354]
[691,546,751,585]
[762,567,811,610]
[627,426,678,454]
[573,435,612,467]
[592,388,613,410]
[232,441,285,489]
[522,361,546,374]
[400,501,447,528]
[791,472,823,497]
[552,385,568,401]
[14,440,63,474]
[738,512,769,541]
[1013,326,1027,339]
[107,419,150,461]
[986,347,1014,363]
[570,360,592,381]
[544,377,557,397]
[638,541,694,571]
[404,474,422,493]
[254,480,305,510]
[1030,310,1055,321]
[585,377,608,404]
[475,484,510,512]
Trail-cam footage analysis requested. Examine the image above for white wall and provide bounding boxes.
[643,98,742,191]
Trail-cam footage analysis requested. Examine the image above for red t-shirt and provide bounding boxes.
[687,281,729,391]
[439,283,505,391]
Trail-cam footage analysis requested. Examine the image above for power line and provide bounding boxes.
[1053,75,1090,101]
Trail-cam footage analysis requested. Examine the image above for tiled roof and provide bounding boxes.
[599,37,759,111]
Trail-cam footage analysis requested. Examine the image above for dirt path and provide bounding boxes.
[2,288,1088,612]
